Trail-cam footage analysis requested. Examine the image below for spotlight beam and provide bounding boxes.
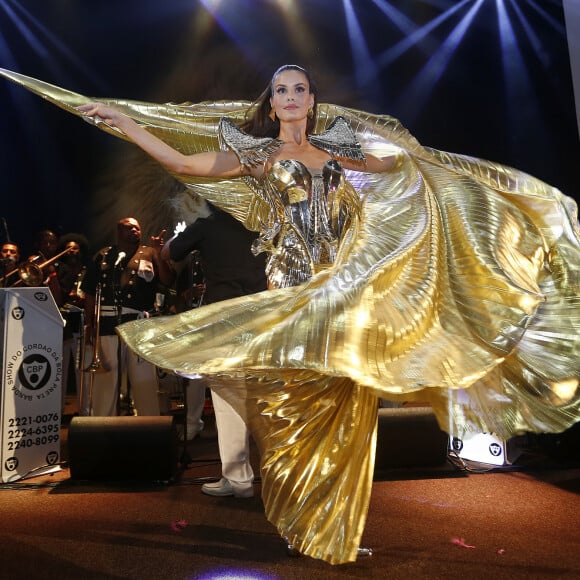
[393,0,486,122]
[343,0,379,88]
[497,0,546,150]
[508,0,550,68]
[526,0,567,34]
[2,0,108,89]
[374,0,473,70]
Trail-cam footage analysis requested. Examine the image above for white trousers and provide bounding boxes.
[207,376,254,493]
[83,334,160,417]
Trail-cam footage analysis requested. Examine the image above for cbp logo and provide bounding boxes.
[6,343,61,400]
[18,354,51,390]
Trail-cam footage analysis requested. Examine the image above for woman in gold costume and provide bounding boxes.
[0,65,578,565]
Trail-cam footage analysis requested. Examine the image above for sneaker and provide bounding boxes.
[201,478,253,498]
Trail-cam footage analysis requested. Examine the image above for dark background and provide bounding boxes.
[1,0,578,255]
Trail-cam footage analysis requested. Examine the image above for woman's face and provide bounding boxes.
[270,69,314,123]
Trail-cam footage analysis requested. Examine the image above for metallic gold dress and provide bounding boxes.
[2,68,578,565]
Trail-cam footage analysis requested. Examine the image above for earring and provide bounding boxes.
[269,108,277,121]
[307,107,314,119]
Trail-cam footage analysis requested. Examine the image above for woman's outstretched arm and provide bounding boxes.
[77,103,245,178]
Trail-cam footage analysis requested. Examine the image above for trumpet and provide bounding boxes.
[0,246,74,287]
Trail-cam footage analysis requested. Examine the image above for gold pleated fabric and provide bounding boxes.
[217,370,378,564]
[2,68,579,565]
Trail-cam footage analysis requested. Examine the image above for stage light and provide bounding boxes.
[496,0,534,134]
[198,0,315,68]
[194,569,277,580]
[343,0,379,88]
[373,0,472,69]
[0,0,107,88]
[391,0,486,121]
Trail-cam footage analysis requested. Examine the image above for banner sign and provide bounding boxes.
[446,388,520,466]
[1,288,64,482]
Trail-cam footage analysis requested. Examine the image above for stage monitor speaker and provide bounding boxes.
[68,416,178,482]
[534,421,580,462]
[375,406,448,470]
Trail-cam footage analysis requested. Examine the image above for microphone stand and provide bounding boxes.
[1,218,12,287]
[113,258,125,416]
[0,259,7,288]
[179,251,206,467]
[179,378,193,467]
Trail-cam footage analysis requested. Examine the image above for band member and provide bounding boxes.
[58,234,90,308]
[162,201,267,497]
[28,229,65,305]
[0,242,21,286]
[80,217,174,416]
[57,233,90,415]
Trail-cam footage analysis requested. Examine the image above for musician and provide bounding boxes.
[57,233,90,416]
[80,217,174,417]
[31,229,59,262]
[157,247,208,439]
[161,202,267,497]
[28,229,65,305]
[2,230,72,296]
[0,242,21,286]
[57,234,90,308]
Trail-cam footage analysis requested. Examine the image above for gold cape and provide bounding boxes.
[2,68,579,565]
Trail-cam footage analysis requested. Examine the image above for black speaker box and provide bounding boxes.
[68,416,178,482]
[375,406,448,470]
[534,421,580,463]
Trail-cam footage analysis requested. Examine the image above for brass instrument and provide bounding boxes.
[0,246,74,287]
[79,282,109,416]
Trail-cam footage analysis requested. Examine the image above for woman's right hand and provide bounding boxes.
[77,103,124,128]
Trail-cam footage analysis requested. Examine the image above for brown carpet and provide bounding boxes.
[0,405,578,580]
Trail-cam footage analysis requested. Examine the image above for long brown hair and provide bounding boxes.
[241,65,318,137]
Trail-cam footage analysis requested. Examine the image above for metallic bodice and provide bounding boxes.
[259,158,351,288]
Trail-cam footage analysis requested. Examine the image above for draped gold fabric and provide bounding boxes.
[2,68,578,565]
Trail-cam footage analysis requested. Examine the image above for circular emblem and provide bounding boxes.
[4,457,18,472]
[11,306,24,320]
[18,354,52,390]
[451,437,463,452]
[46,451,59,465]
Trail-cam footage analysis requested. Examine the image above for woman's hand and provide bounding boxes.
[77,103,124,128]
